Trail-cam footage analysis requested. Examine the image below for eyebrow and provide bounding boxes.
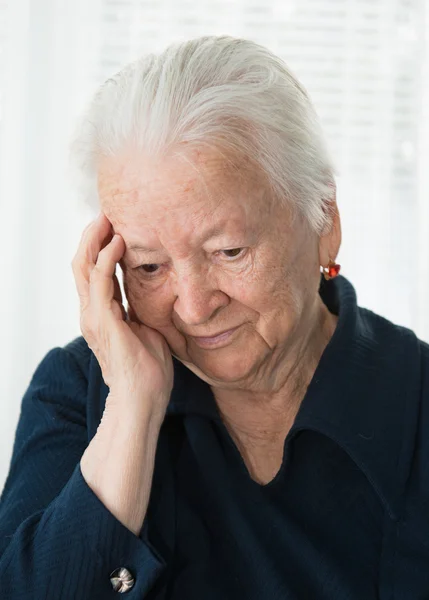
[128,244,159,253]
[127,224,236,254]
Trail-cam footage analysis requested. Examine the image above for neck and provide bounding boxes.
[212,299,338,443]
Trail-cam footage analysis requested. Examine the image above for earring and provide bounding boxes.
[322,258,341,281]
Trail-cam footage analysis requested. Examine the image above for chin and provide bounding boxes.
[184,347,259,386]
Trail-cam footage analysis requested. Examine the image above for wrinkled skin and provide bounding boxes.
[97,146,341,441]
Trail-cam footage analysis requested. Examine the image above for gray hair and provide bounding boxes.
[69,35,337,235]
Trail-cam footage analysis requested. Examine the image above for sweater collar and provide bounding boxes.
[167,273,422,520]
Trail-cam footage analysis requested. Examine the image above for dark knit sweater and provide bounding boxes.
[1,273,429,599]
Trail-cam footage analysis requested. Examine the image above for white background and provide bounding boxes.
[0,0,428,491]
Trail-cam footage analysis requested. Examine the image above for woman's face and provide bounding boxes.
[98,147,332,389]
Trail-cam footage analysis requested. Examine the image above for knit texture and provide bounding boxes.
[1,273,428,599]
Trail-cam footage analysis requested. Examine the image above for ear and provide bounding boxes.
[318,183,342,265]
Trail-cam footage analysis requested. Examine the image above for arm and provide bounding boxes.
[80,390,166,538]
[0,345,166,600]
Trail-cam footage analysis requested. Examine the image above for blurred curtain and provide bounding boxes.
[0,0,428,489]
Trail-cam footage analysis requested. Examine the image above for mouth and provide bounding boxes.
[189,325,241,349]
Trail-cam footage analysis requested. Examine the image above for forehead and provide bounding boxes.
[97,147,269,227]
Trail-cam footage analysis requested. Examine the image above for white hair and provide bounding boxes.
[69,35,337,235]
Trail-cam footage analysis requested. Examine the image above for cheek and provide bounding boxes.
[124,273,175,327]
[227,255,288,311]
[231,261,302,336]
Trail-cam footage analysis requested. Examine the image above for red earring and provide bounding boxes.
[322,258,341,281]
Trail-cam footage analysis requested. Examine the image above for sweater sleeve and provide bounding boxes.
[0,345,166,600]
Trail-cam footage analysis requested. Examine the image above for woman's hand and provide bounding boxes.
[71,211,174,420]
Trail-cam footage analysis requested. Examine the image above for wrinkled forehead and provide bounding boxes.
[97,147,271,227]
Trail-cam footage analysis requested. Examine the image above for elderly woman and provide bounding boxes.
[1,35,428,600]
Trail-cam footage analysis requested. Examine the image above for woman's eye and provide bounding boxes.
[221,248,245,259]
[139,263,161,274]
[136,250,246,274]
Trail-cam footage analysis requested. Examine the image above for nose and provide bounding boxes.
[173,271,229,327]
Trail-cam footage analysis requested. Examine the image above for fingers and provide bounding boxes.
[89,234,125,317]
[113,272,127,321]
[72,212,127,345]
[72,212,113,310]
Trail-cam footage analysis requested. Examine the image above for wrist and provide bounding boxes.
[106,388,170,426]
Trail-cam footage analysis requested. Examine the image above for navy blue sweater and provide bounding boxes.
[1,274,429,599]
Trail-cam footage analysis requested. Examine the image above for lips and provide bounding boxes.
[191,326,239,340]
[189,325,241,348]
